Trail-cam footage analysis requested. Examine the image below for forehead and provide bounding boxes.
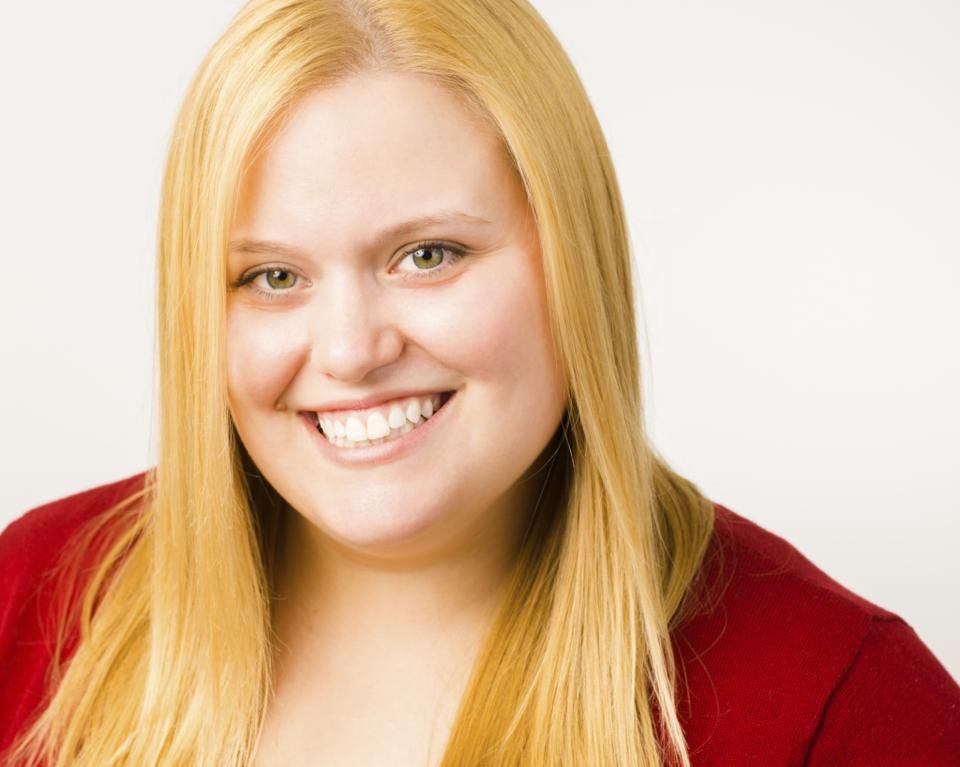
[233,70,521,242]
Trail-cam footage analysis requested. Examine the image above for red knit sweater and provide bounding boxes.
[2,471,958,764]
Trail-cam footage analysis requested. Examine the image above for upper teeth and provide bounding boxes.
[315,393,445,446]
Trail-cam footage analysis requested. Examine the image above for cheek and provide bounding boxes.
[433,257,558,388]
[226,308,309,408]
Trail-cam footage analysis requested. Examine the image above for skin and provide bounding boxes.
[226,69,567,764]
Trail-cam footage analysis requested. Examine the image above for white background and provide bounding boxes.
[1,1,957,678]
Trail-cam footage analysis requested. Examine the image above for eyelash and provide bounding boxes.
[229,241,467,301]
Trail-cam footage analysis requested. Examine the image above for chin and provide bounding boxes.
[298,492,454,556]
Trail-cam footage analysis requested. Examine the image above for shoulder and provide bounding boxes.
[0,470,150,618]
[671,502,960,765]
[0,470,151,752]
[695,502,901,623]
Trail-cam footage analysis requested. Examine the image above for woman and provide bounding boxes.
[1,0,957,765]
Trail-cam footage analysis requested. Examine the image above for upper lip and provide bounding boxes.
[301,388,455,414]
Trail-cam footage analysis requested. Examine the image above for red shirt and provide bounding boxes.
[2,471,958,764]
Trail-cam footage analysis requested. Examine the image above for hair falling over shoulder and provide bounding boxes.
[4,1,715,765]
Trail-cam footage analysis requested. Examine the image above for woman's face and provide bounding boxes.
[226,70,567,557]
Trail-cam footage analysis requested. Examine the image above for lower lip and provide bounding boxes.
[300,391,458,467]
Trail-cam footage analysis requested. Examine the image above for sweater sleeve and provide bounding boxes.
[805,616,960,766]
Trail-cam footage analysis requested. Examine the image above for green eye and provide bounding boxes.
[228,265,303,302]
[395,242,467,280]
[410,246,445,270]
[264,269,297,289]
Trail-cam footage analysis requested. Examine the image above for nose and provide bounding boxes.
[306,273,404,382]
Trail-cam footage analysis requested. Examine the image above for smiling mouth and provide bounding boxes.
[311,390,455,448]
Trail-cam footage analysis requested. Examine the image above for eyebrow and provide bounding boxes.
[227,211,492,258]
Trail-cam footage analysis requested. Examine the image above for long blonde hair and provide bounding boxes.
[5,1,715,764]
